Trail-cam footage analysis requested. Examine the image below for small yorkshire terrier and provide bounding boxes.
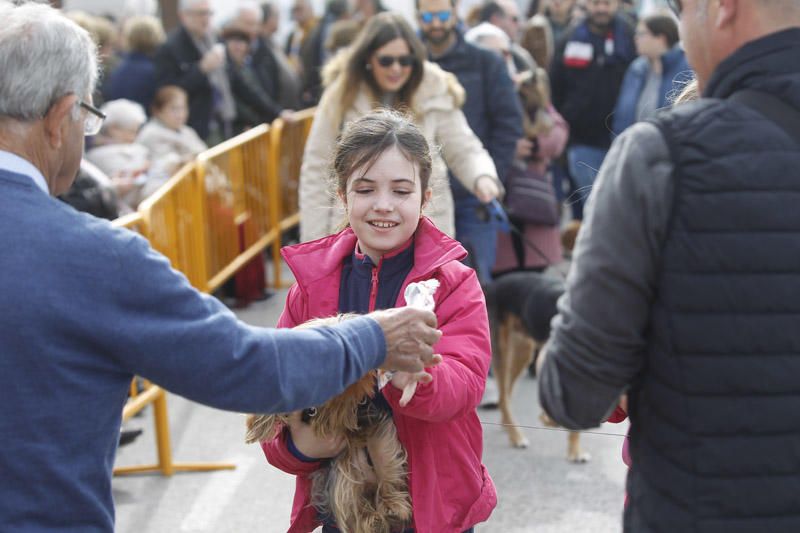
[246,316,412,533]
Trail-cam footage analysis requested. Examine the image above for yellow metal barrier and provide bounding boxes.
[111,197,234,477]
[196,125,279,292]
[138,162,211,292]
[267,108,315,287]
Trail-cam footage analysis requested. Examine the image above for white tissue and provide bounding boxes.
[378,279,440,406]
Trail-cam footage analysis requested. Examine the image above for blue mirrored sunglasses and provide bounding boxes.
[420,10,451,24]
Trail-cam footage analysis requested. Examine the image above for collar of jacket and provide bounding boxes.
[704,28,800,104]
[661,45,686,71]
[281,216,466,289]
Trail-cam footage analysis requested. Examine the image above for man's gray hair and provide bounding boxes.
[235,0,263,21]
[0,1,98,121]
[464,22,511,48]
[178,0,208,11]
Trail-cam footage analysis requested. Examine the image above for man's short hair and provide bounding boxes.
[479,1,506,22]
[261,2,275,22]
[414,0,456,11]
[0,1,98,121]
[465,21,510,48]
[178,0,210,12]
[233,1,263,23]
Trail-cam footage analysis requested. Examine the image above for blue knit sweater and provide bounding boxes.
[0,167,386,531]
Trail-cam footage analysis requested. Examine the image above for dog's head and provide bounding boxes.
[244,371,376,443]
[245,314,379,444]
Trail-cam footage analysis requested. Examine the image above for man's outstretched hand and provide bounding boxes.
[370,307,442,373]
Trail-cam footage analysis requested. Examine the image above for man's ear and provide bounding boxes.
[43,94,78,150]
[715,0,737,29]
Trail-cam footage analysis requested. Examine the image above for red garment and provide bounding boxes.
[261,217,497,533]
[607,405,628,424]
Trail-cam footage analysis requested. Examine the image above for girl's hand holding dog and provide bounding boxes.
[286,411,346,459]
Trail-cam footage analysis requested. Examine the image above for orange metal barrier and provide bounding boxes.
[267,108,315,286]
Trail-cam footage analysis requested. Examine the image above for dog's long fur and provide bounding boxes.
[484,270,589,462]
[245,317,412,533]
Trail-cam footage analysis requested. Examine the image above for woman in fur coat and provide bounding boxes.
[298,12,501,242]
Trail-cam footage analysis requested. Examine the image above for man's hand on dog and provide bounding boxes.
[371,307,443,373]
[286,411,346,459]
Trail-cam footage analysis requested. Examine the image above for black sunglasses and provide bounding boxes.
[376,54,415,68]
[665,0,682,15]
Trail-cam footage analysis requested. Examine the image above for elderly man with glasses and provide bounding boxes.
[539,0,800,531]
[0,3,444,531]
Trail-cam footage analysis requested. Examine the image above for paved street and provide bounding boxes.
[113,284,629,532]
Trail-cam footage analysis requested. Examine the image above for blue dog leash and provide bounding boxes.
[481,199,565,276]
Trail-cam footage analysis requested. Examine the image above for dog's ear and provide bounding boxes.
[245,414,283,444]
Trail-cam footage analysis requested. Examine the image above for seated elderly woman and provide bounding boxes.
[85,99,151,210]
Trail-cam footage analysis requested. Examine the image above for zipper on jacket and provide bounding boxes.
[368,262,381,312]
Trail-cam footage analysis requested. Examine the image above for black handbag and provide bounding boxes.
[503,162,560,226]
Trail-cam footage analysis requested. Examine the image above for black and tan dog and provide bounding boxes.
[484,270,590,463]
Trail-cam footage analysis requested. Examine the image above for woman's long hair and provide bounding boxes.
[339,12,427,116]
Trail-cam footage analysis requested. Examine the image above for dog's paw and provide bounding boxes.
[511,436,530,449]
[567,451,591,464]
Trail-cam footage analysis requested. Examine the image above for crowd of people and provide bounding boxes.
[4,0,800,531]
[58,0,687,282]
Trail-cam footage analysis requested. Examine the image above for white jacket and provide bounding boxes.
[135,119,207,198]
[298,55,499,241]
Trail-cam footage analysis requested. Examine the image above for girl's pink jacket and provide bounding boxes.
[261,217,497,532]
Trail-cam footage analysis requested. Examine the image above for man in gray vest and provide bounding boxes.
[0,3,441,530]
[538,1,800,531]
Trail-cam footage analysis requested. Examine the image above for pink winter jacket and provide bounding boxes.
[261,217,497,532]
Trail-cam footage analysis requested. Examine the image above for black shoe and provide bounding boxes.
[119,429,143,447]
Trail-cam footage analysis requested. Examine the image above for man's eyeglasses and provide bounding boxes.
[375,54,415,68]
[79,100,105,136]
[420,10,452,24]
[665,0,682,15]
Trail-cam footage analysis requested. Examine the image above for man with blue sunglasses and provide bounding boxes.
[416,0,523,285]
